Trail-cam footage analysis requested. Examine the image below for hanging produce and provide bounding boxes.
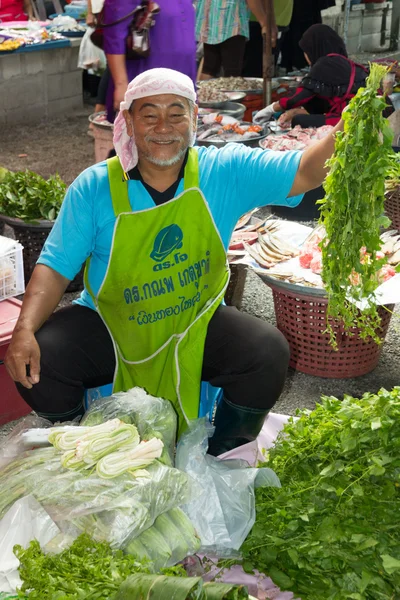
[319,63,400,347]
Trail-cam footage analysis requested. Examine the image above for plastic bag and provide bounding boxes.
[78,27,106,73]
[175,419,281,557]
[125,507,201,571]
[0,446,193,549]
[0,414,54,470]
[81,388,178,465]
[0,495,59,594]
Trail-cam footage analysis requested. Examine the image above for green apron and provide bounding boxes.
[85,149,230,435]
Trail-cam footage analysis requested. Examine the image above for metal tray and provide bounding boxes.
[197,77,269,94]
[196,124,269,148]
[198,91,246,108]
[258,270,326,297]
[88,111,113,129]
[198,102,246,120]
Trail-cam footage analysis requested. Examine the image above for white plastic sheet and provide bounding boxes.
[0,495,59,594]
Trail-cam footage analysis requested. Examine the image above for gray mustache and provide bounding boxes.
[145,136,182,143]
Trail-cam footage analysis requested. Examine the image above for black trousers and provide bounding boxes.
[16,304,290,422]
[203,36,247,78]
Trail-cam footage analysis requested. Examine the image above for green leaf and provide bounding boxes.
[371,417,382,430]
[268,566,293,590]
[381,554,400,574]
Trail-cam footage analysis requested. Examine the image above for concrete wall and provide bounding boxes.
[323,2,393,55]
[0,43,83,126]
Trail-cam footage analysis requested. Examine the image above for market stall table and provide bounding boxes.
[0,26,83,126]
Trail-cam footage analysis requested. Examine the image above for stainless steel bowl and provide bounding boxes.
[197,91,247,108]
[198,102,246,121]
[196,123,269,148]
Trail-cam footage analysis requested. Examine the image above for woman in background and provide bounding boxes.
[255,24,369,128]
[103,0,196,121]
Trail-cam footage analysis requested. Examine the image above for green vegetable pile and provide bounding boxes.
[319,63,400,347]
[15,534,151,600]
[0,169,66,222]
[14,534,247,599]
[241,387,400,600]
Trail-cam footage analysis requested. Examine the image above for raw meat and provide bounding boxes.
[260,125,334,152]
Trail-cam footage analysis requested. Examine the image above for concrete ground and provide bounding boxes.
[0,110,399,442]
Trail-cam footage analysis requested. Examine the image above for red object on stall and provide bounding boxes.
[0,298,31,425]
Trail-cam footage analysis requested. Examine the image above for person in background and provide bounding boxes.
[196,0,272,80]
[254,24,369,128]
[280,0,335,72]
[242,0,289,78]
[103,0,196,122]
[0,0,35,21]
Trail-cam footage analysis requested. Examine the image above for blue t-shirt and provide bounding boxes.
[38,145,303,311]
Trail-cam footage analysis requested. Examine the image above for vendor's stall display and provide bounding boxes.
[318,63,400,348]
[197,78,264,93]
[197,78,276,122]
[196,90,246,109]
[0,446,191,550]
[13,531,249,599]
[0,36,24,52]
[0,169,83,292]
[0,26,67,52]
[260,125,334,152]
[196,114,266,147]
[241,387,400,600]
[48,23,86,36]
[235,219,399,377]
[198,104,246,122]
[47,15,86,37]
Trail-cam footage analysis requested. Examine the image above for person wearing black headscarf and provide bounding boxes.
[255,24,371,129]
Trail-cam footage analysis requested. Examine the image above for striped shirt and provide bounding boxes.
[195,0,250,45]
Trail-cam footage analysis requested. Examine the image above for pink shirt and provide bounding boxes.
[0,0,28,22]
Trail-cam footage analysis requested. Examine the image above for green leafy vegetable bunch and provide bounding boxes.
[319,63,399,347]
[241,387,400,600]
[0,170,66,222]
[14,533,151,600]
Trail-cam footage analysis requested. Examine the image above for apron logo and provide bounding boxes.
[151,224,188,272]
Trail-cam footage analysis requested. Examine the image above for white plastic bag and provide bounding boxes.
[0,495,59,594]
[175,419,281,557]
[78,27,106,73]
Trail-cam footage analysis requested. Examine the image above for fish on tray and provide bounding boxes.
[197,117,264,143]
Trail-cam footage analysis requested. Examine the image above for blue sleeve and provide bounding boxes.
[216,144,304,218]
[37,179,95,281]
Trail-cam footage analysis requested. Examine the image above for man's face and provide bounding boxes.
[124,94,197,168]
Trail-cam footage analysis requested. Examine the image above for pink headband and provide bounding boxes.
[113,68,197,172]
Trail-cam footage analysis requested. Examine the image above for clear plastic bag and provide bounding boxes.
[78,27,106,73]
[0,414,51,470]
[0,447,193,549]
[81,388,178,465]
[125,508,201,570]
[175,419,281,557]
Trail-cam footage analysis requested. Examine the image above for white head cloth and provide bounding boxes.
[113,68,197,173]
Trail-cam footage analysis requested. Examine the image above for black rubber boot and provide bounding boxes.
[207,396,269,457]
